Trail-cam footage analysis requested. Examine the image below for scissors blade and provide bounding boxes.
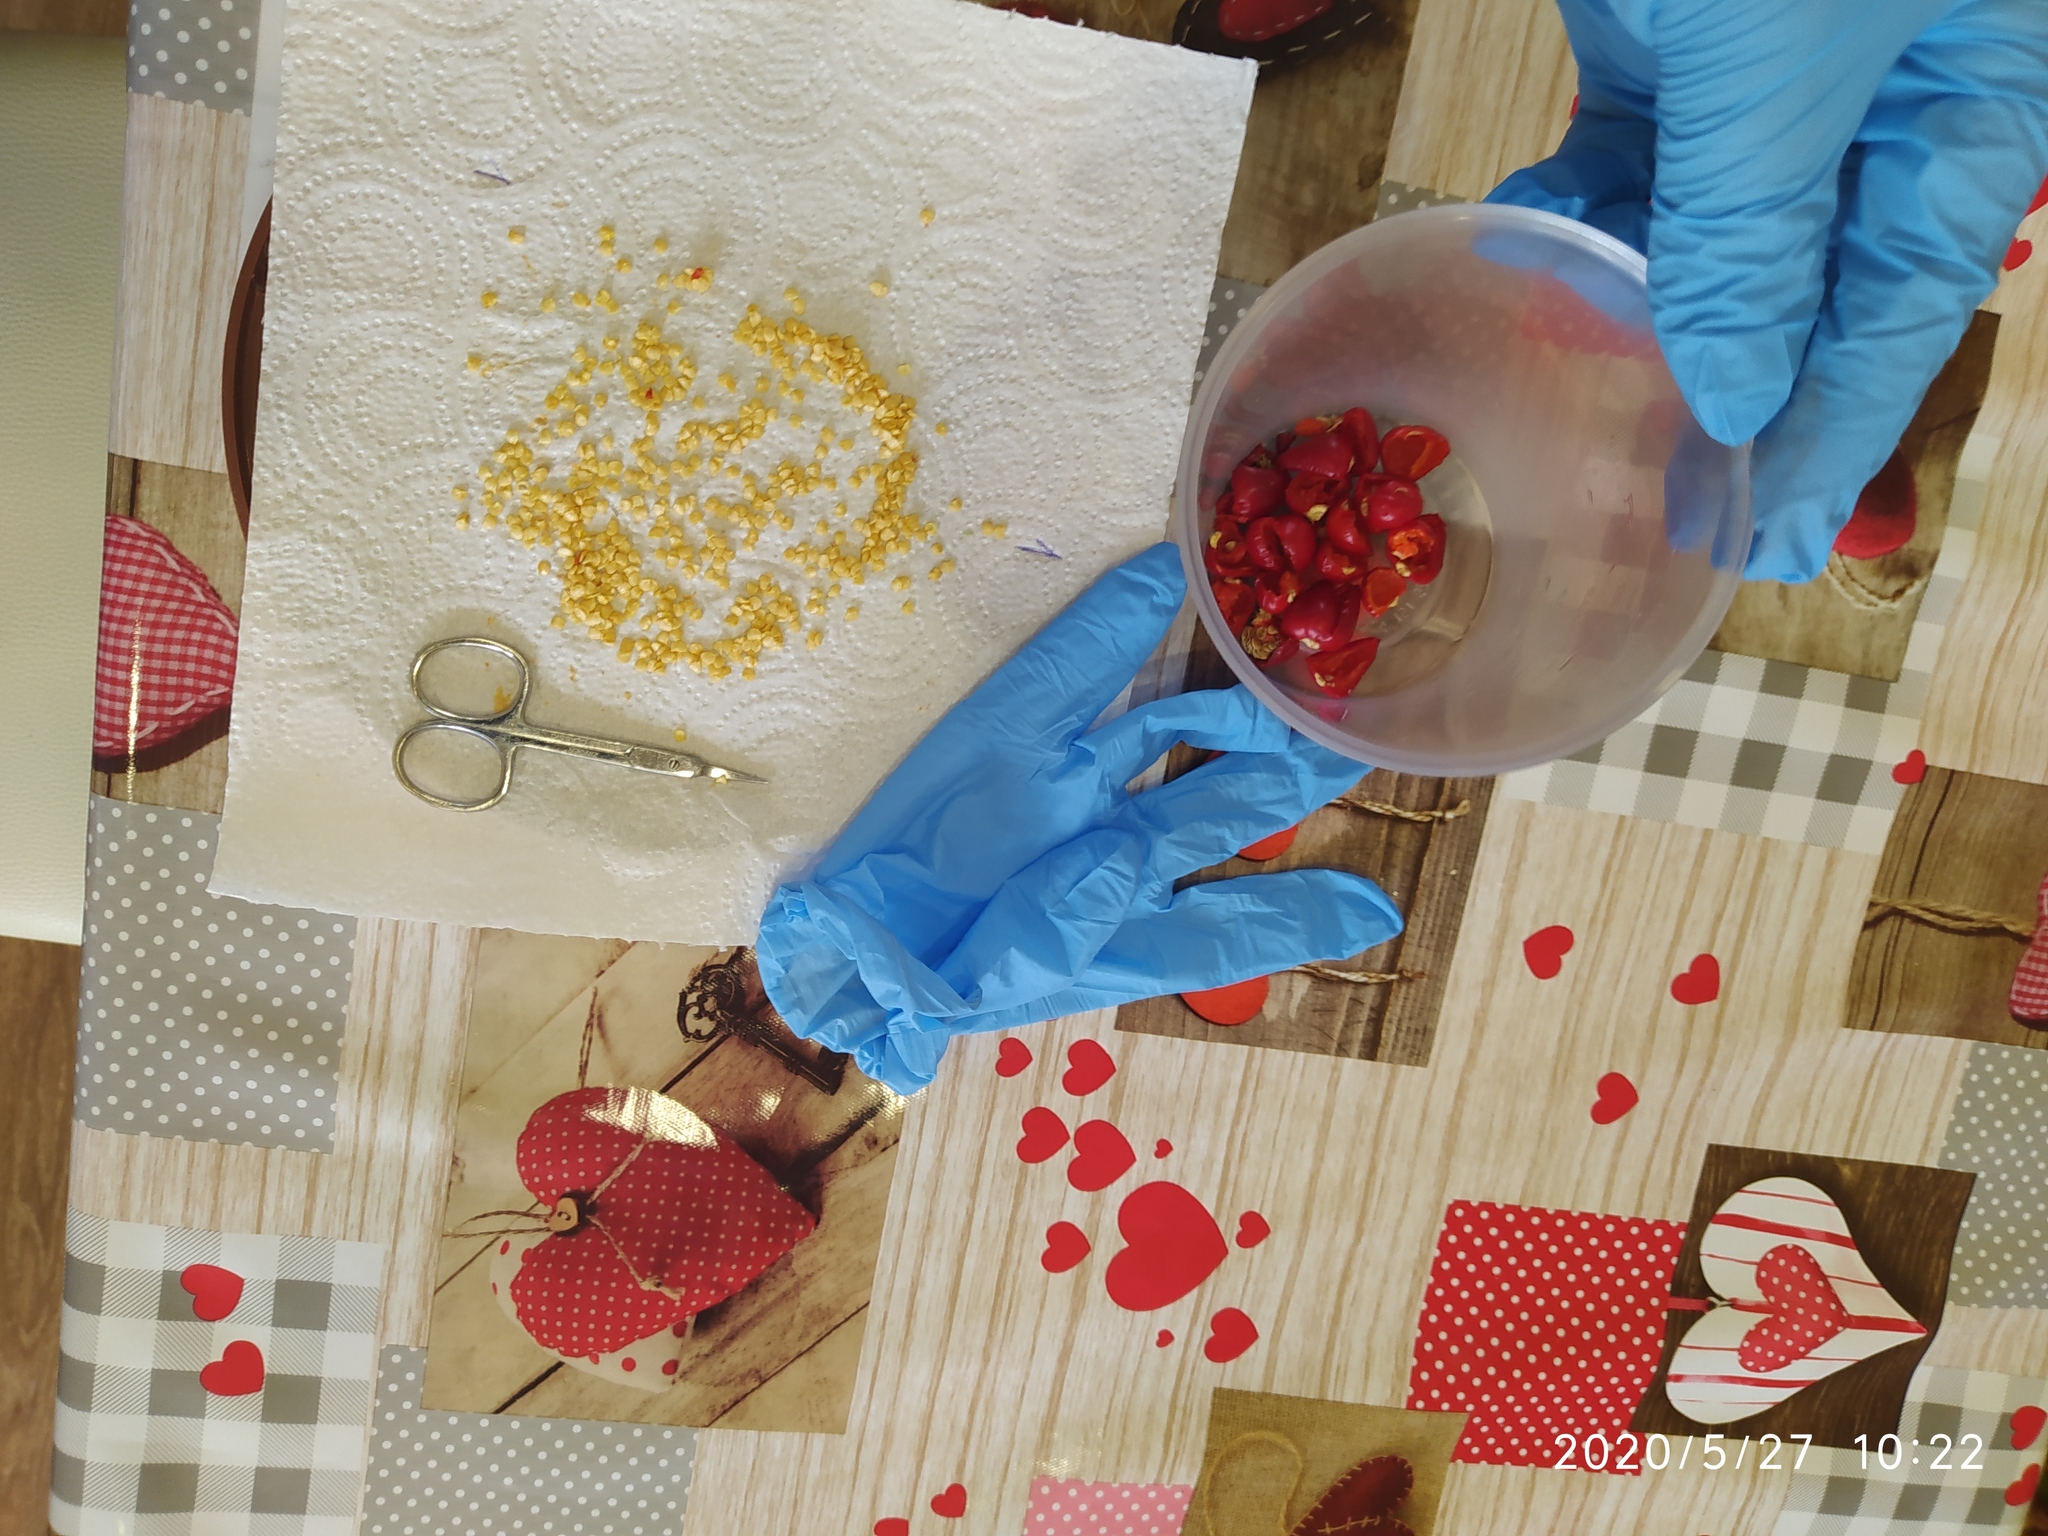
[620,745,766,783]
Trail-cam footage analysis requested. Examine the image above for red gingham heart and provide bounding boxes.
[2008,870,2048,1027]
[509,1086,815,1358]
[92,515,238,757]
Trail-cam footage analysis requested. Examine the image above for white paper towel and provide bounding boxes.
[213,0,1254,943]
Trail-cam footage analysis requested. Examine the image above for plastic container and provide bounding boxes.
[1176,204,1751,776]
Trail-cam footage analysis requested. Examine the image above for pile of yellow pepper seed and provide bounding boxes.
[458,224,983,682]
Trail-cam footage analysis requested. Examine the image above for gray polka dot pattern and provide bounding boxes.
[362,1348,696,1536]
[1375,179,1470,220]
[75,795,354,1151]
[1939,1043,2048,1306]
[1192,276,1266,393]
[127,0,259,115]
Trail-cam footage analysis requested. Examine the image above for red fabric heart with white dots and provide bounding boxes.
[1735,1244,1850,1373]
[509,1085,815,1358]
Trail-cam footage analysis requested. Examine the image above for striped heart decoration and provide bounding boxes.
[1664,1176,1927,1425]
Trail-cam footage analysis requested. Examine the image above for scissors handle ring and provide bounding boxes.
[410,635,531,723]
[391,719,517,812]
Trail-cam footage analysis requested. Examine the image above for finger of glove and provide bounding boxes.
[935,868,1407,1034]
[1075,683,1291,788]
[935,828,1145,1017]
[1746,20,2048,581]
[1486,105,1658,254]
[1116,734,1369,884]
[922,542,1186,759]
[1645,0,1944,447]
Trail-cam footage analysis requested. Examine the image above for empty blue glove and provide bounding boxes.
[1488,0,2048,581]
[754,542,1403,1094]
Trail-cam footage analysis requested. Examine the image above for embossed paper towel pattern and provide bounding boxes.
[213,0,1254,942]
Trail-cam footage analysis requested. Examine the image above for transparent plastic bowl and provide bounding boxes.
[1176,204,1751,776]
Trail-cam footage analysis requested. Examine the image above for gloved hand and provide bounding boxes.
[1487,0,2048,581]
[755,542,1403,1095]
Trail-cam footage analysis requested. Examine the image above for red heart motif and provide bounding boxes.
[1237,823,1299,861]
[2007,1462,2040,1507]
[1041,1221,1091,1273]
[1181,975,1268,1025]
[1833,449,1918,560]
[1522,924,1575,980]
[1155,1329,1174,1347]
[995,1037,1033,1077]
[510,1086,815,1358]
[2006,237,2034,272]
[1203,1306,1259,1362]
[1104,1181,1229,1311]
[1736,1244,1852,1373]
[1216,0,1332,41]
[199,1339,265,1396]
[92,515,239,756]
[1234,1211,1270,1249]
[1154,1139,1172,1159]
[1670,953,1720,1006]
[930,1483,967,1519]
[2012,1404,2046,1450]
[179,1263,244,1322]
[1892,749,1927,785]
[1291,1454,1413,1536]
[874,1520,910,1536]
[1590,1071,1638,1125]
[1067,1119,1137,1192]
[1016,1106,1070,1164]
[1061,1039,1116,1097]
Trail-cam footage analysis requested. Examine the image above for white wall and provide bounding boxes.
[0,34,126,943]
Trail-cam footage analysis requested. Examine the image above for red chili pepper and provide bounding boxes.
[1205,524,1259,579]
[1278,432,1354,481]
[1284,473,1344,518]
[1314,540,1364,583]
[1363,479,1423,533]
[1389,513,1446,584]
[1292,415,1332,436]
[1274,428,1297,457]
[1309,636,1379,696]
[1279,579,1355,648]
[1330,579,1361,644]
[1322,500,1369,556]
[1235,443,1277,475]
[1239,619,1299,668]
[1227,464,1285,519]
[1212,578,1256,635]
[1380,425,1450,480]
[1336,407,1379,469]
[1255,567,1303,614]
[1362,565,1407,616]
[1244,516,1286,571]
[1272,513,1318,572]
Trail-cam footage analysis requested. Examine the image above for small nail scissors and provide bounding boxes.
[393,636,764,812]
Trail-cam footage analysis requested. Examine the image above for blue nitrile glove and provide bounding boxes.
[754,542,1403,1095]
[1486,0,2048,581]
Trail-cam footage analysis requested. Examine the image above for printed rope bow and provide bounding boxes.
[1864,870,2048,1027]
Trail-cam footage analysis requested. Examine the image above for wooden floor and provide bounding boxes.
[0,935,78,1536]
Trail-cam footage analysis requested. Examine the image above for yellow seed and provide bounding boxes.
[572,292,591,308]
[454,511,470,528]
[598,224,615,242]
[481,290,498,308]
[920,206,935,227]
[718,373,735,391]
[667,299,681,313]
[901,598,915,614]
[594,392,608,407]
[892,574,911,591]
[655,271,669,288]
[672,726,688,741]
[538,559,551,574]
[935,422,949,436]
[897,363,911,375]
[806,629,823,649]
[549,613,564,628]
[540,295,556,312]
[616,256,632,272]
[846,603,860,620]
[466,353,484,372]
[869,280,889,297]
[947,497,961,511]
[507,227,524,244]
[653,236,669,254]
[452,486,468,500]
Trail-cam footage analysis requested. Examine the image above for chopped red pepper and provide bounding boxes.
[1362,565,1406,616]
[1227,464,1285,519]
[1363,479,1423,533]
[1336,407,1379,469]
[1314,541,1365,584]
[1212,578,1257,635]
[1235,443,1277,475]
[1237,824,1299,860]
[1291,415,1331,436]
[1321,500,1369,556]
[1389,513,1445,584]
[1244,516,1286,571]
[1379,424,1450,480]
[1254,568,1303,614]
[1284,472,1344,518]
[1278,579,1361,650]
[1272,513,1317,572]
[1204,524,1258,579]
[1277,432,1354,481]
[1309,636,1379,696]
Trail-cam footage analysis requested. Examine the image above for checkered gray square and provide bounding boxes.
[50,1211,383,1536]
[1502,464,1985,852]
[1770,1367,2047,1534]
